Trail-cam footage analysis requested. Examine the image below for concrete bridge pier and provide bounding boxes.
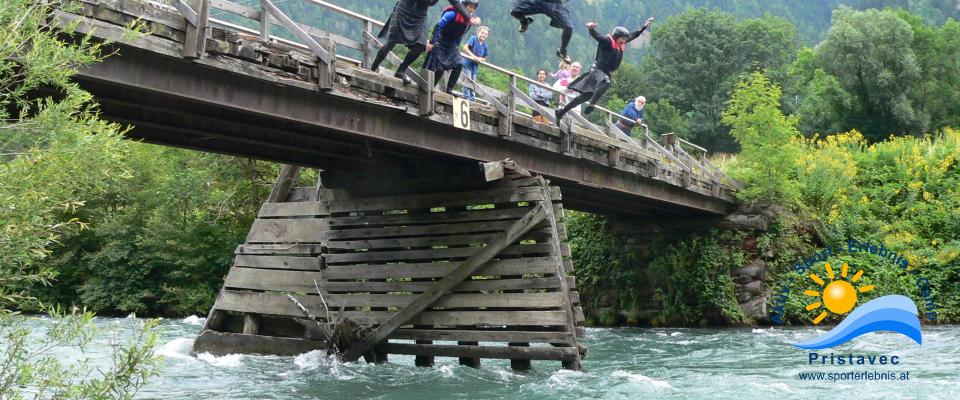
[194,160,586,370]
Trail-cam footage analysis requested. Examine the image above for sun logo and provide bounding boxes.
[803,262,875,324]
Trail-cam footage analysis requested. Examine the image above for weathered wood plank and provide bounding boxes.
[381,343,577,361]
[246,218,329,243]
[233,255,321,271]
[193,330,326,357]
[223,267,574,292]
[322,257,561,280]
[323,220,526,241]
[215,290,571,313]
[235,243,323,255]
[327,186,560,214]
[323,243,554,264]
[325,232,497,250]
[341,203,549,361]
[258,201,328,218]
[325,205,560,228]
[266,165,301,203]
[390,329,574,345]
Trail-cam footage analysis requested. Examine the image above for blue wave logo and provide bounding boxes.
[793,295,923,350]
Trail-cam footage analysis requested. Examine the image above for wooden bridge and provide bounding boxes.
[52,0,741,370]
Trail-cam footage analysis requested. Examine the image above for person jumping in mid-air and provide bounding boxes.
[424,0,481,95]
[556,18,653,124]
[510,0,575,63]
[370,0,480,85]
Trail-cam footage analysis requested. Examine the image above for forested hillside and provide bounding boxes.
[266,0,958,78]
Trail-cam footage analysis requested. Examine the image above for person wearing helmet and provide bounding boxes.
[370,0,481,85]
[424,0,480,95]
[510,0,575,64]
[555,18,654,125]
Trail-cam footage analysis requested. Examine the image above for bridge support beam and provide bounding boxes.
[193,160,586,370]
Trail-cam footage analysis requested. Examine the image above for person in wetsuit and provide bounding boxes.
[370,0,480,85]
[555,18,653,124]
[424,0,480,95]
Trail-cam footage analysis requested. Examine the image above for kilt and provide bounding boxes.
[379,1,433,46]
[568,67,610,95]
[425,43,462,72]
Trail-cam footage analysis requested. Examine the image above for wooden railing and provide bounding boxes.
[169,0,735,192]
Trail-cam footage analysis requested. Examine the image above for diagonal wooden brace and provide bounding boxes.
[341,202,549,362]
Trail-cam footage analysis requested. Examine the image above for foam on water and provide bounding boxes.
[157,338,195,360]
[182,315,205,326]
[610,370,675,391]
[196,352,244,367]
[750,381,793,393]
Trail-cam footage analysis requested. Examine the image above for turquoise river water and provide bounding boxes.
[9,316,960,399]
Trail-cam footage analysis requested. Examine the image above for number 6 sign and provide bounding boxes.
[453,98,471,130]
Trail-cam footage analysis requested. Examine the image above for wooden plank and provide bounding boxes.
[235,243,323,255]
[341,203,548,361]
[246,218,329,243]
[326,232,497,250]
[175,0,198,26]
[182,0,209,58]
[326,206,560,228]
[266,165,301,203]
[381,343,577,361]
[391,329,574,345]
[323,220,520,240]
[258,201,329,218]
[537,183,582,369]
[326,186,560,214]
[193,330,326,357]
[322,256,561,280]
[215,290,569,313]
[233,255,321,271]
[260,0,330,63]
[223,267,574,292]
[323,243,554,264]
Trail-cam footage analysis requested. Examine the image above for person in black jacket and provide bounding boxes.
[510,0,575,64]
[424,0,480,94]
[370,0,480,85]
[555,18,653,124]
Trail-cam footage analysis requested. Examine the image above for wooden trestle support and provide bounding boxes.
[193,160,586,370]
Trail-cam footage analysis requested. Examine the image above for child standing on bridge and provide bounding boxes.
[370,0,480,85]
[555,18,653,124]
[425,0,481,95]
[460,26,489,100]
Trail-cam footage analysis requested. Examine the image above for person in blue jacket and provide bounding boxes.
[424,0,480,95]
[370,0,480,85]
[616,96,646,137]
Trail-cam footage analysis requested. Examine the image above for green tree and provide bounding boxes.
[722,71,803,204]
[642,9,800,152]
[812,6,928,140]
[1,0,160,397]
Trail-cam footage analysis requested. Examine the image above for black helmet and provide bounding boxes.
[462,0,479,6]
[611,26,630,39]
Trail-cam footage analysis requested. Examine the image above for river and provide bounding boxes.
[9,317,959,399]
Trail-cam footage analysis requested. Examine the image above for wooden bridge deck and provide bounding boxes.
[55,0,737,217]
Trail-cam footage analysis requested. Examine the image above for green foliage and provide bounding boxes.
[646,230,751,326]
[642,9,800,152]
[722,71,804,204]
[1,1,161,397]
[0,308,161,400]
